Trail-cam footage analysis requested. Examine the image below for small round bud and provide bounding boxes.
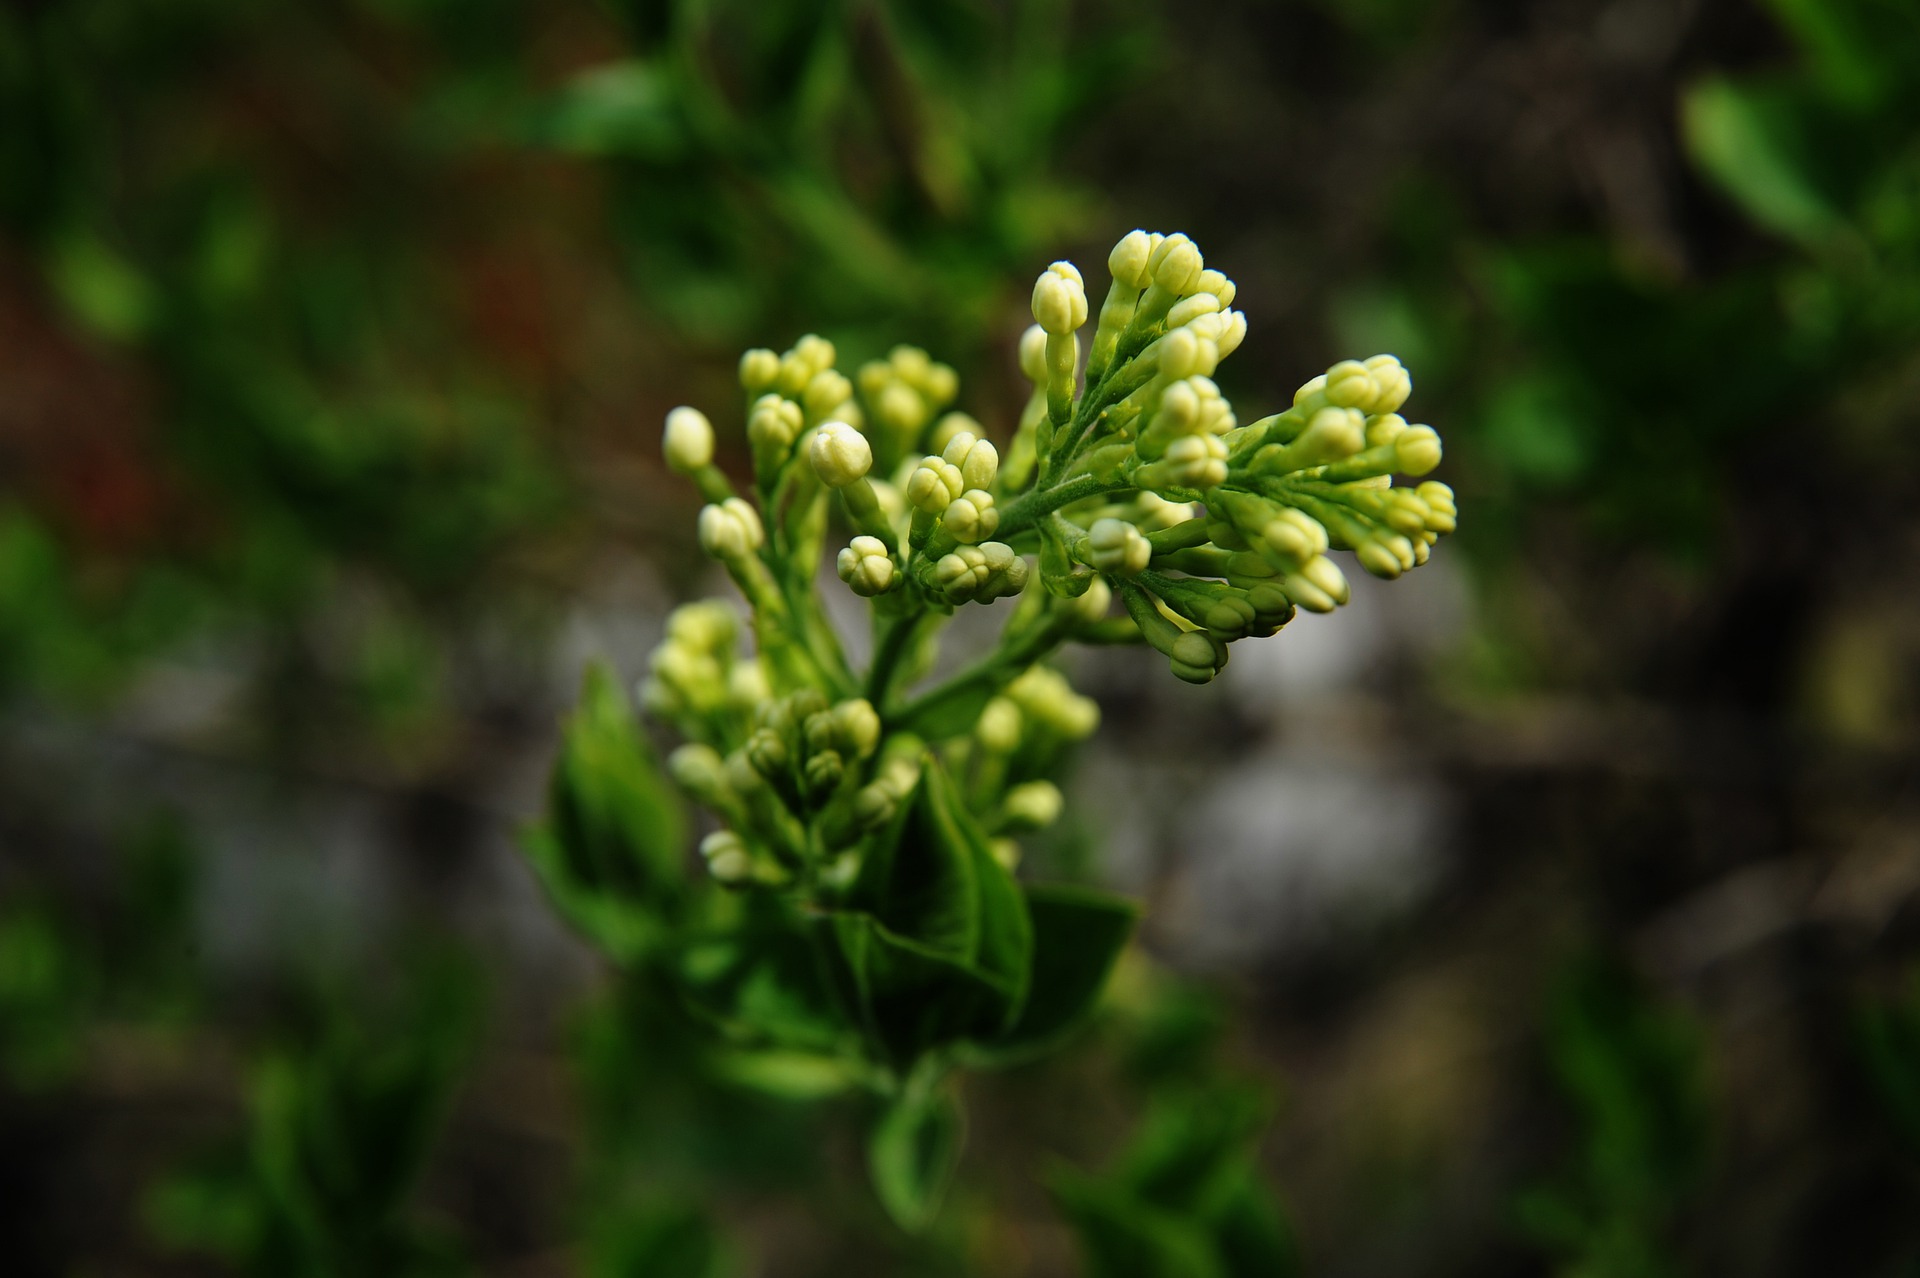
[1158,327,1201,380]
[1109,229,1153,290]
[1018,325,1048,382]
[1195,268,1235,306]
[1088,518,1151,577]
[697,498,765,560]
[1002,780,1063,831]
[700,830,753,884]
[976,697,1023,753]
[957,438,998,492]
[1168,630,1223,684]
[1356,540,1404,580]
[1032,265,1089,334]
[1216,311,1247,358]
[663,406,715,474]
[727,660,770,709]
[793,333,835,375]
[740,349,780,394]
[804,749,844,797]
[803,369,853,419]
[923,362,959,405]
[837,535,897,596]
[1393,425,1442,476]
[907,457,963,515]
[1148,233,1203,294]
[1324,360,1377,410]
[942,490,999,544]
[831,699,881,759]
[1072,575,1113,624]
[809,421,872,488]
[1365,355,1412,413]
[1165,292,1222,330]
[928,412,979,456]
[669,743,729,797]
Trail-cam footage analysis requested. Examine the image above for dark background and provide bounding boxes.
[4,0,1919,1274]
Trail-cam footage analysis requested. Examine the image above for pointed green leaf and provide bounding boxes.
[987,884,1136,1058]
[1682,77,1845,247]
[869,1085,963,1233]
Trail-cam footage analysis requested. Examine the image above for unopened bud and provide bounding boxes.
[809,421,872,488]
[663,406,715,473]
[1002,780,1063,830]
[837,535,897,596]
[1088,518,1151,576]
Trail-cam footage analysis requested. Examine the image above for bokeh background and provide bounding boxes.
[5,0,1920,1274]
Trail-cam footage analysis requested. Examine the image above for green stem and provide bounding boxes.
[866,605,940,708]
[995,475,1133,541]
[887,608,1074,737]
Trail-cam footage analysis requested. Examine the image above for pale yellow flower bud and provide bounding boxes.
[836,535,897,596]
[808,421,872,488]
[662,406,714,473]
[1088,517,1151,576]
[1109,229,1154,290]
[697,498,764,559]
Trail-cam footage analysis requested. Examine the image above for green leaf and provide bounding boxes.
[850,755,981,958]
[1681,77,1846,247]
[1210,1172,1300,1278]
[587,1201,728,1278]
[987,883,1136,1058]
[533,663,689,947]
[825,913,1019,1068]
[1120,1087,1272,1218]
[869,1085,963,1233]
[834,759,1034,1064]
[1050,1172,1226,1278]
[538,61,687,161]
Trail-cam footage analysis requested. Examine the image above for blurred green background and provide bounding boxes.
[4,0,1920,1274]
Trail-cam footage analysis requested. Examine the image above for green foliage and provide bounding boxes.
[146,954,482,1277]
[1857,969,1920,1158]
[532,0,1154,351]
[1516,957,1710,1278]
[1051,1082,1297,1278]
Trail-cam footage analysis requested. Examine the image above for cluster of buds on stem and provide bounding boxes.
[534,232,1458,1228]
[647,230,1458,893]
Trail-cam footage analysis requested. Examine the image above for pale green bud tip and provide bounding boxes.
[739,349,780,393]
[976,697,1022,753]
[1394,425,1442,476]
[1168,630,1223,684]
[941,490,999,544]
[1032,263,1089,334]
[663,406,714,473]
[700,830,753,884]
[697,498,764,559]
[808,421,871,488]
[1003,780,1063,830]
[1018,325,1048,382]
[1073,575,1114,624]
[1148,233,1203,294]
[837,535,896,596]
[1109,229,1153,290]
[832,698,882,758]
[1088,517,1151,577]
[669,743,728,793]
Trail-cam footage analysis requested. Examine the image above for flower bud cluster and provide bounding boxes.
[645,228,1453,894]
[857,344,959,470]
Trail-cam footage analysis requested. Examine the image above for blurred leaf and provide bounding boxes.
[528,663,690,956]
[587,1201,729,1278]
[1682,77,1846,247]
[45,229,157,341]
[984,883,1136,1059]
[539,60,687,160]
[868,1082,963,1233]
